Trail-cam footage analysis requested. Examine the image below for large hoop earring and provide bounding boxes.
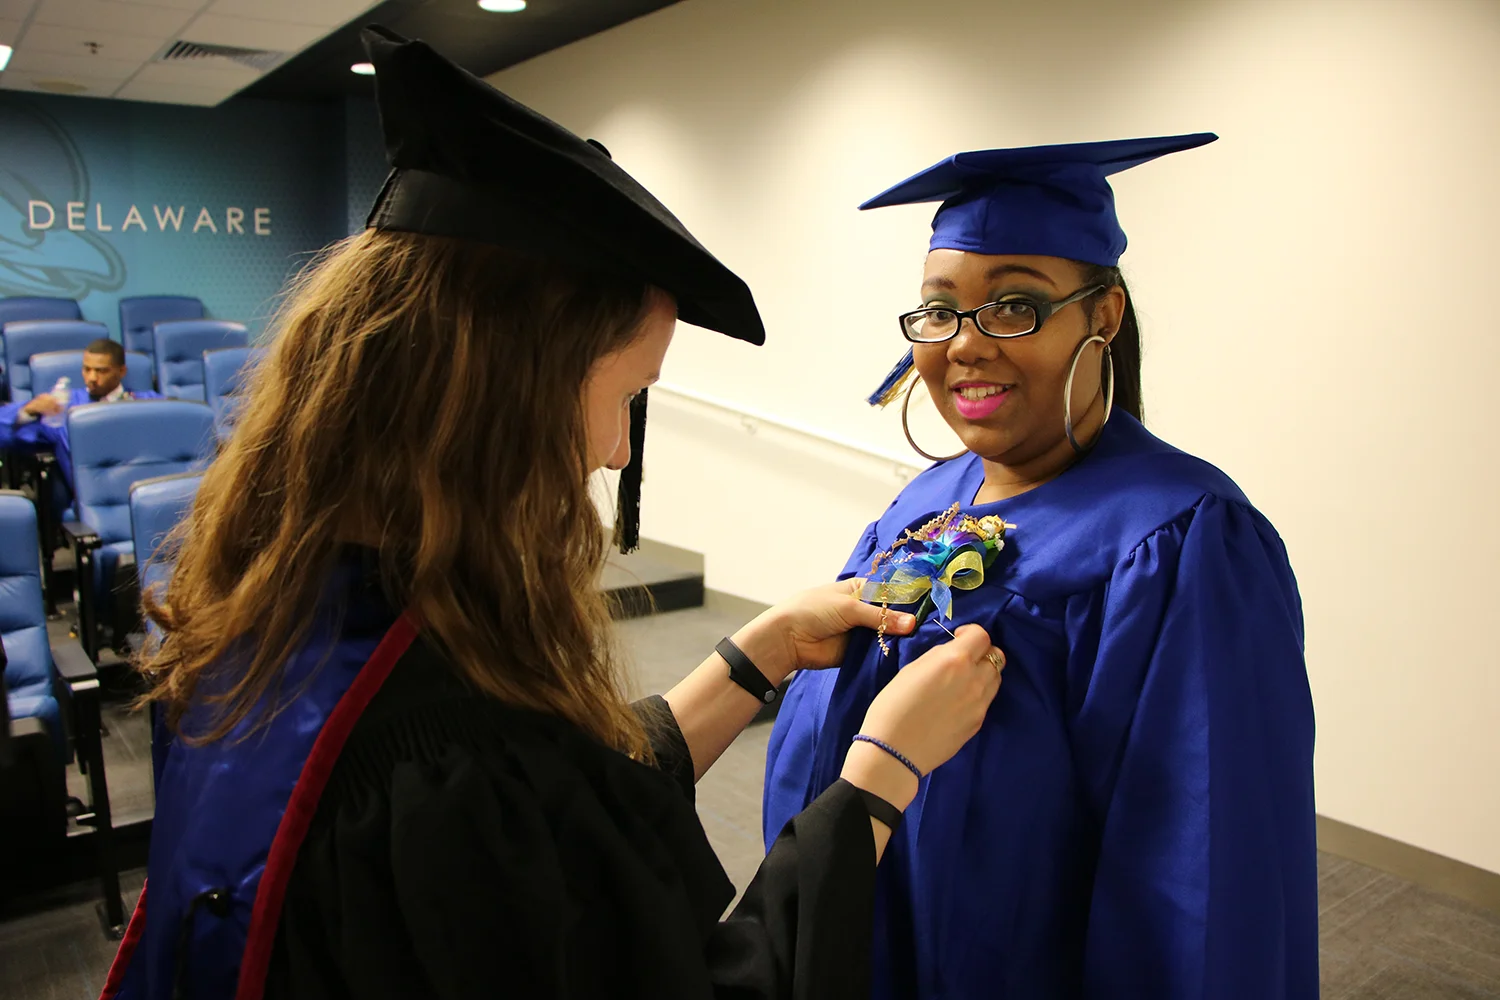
[1063,335,1115,455]
[901,377,967,463]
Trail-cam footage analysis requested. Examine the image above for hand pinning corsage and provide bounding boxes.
[861,503,1016,654]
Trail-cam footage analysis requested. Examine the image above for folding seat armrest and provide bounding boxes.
[63,520,103,661]
[52,631,126,935]
[52,636,99,692]
[35,451,58,497]
[34,452,61,613]
[34,451,57,500]
[62,519,100,550]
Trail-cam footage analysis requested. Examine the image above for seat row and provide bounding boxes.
[0,472,201,933]
[0,317,249,404]
[4,342,259,614]
[0,294,208,365]
[60,401,216,662]
[1,399,214,930]
[24,346,261,443]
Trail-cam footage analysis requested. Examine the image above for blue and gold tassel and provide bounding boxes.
[866,348,917,408]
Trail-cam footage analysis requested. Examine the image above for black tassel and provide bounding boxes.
[613,388,648,554]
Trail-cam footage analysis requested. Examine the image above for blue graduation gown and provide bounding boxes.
[763,413,1318,999]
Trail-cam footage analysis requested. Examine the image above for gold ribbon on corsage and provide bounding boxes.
[860,504,1016,654]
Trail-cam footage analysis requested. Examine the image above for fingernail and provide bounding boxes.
[896,614,915,628]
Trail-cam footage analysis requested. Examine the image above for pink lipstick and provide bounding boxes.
[951,382,1012,420]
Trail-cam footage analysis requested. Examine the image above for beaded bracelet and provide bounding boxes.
[851,734,923,781]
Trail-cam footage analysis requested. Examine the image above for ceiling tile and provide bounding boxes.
[0,17,23,44]
[115,77,228,104]
[19,22,170,60]
[5,46,139,80]
[32,0,196,37]
[205,0,347,29]
[0,71,121,97]
[180,13,322,51]
[0,0,36,22]
[133,55,257,86]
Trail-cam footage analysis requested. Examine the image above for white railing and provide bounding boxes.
[653,381,922,479]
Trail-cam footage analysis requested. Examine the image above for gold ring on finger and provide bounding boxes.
[986,651,1003,671]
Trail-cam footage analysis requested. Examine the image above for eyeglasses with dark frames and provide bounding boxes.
[898,284,1105,344]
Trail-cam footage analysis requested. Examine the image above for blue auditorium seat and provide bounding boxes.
[0,298,82,403]
[153,320,247,401]
[22,347,151,616]
[117,295,203,361]
[0,487,125,931]
[129,472,200,606]
[202,346,262,442]
[0,491,63,763]
[128,472,200,789]
[62,400,215,661]
[29,349,155,399]
[3,320,109,403]
[0,296,81,331]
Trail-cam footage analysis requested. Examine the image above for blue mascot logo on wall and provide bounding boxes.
[0,87,359,332]
[0,102,127,298]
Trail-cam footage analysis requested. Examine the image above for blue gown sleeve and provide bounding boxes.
[0,402,21,450]
[1067,494,1318,998]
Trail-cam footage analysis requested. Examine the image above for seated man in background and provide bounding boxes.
[1,338,162,498]
[2,338,154,428]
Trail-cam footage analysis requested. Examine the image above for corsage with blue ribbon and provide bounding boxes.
[861,503,1016,654]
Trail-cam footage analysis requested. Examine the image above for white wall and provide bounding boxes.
[492,0,1500,874]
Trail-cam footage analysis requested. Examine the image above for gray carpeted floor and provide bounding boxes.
[3,599,1497,999]
[1317,853,1500,997]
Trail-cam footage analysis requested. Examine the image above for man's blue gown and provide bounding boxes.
[763,413,1318,999]
[0,387,163,498]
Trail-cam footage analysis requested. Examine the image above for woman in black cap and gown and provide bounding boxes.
[98,26,1004,1000]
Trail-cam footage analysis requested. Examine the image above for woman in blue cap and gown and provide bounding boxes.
[762,135,1319,999]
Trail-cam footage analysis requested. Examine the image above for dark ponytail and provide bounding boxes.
[1076,263,1143,422]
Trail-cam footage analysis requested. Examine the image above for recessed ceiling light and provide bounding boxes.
[350,62,375,75]
[0,45,12,72]
[478,0,527,11]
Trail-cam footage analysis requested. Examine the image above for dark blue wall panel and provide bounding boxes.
[0,92,387,338]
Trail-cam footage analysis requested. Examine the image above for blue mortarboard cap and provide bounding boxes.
[860,133,1218,267]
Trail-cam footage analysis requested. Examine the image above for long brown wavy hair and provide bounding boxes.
[139,229,652,758]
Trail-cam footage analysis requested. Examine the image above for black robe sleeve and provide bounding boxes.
[268,659,875,1000]
[633,693,698,801]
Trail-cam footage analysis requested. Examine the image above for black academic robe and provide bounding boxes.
[265,634,877,999]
